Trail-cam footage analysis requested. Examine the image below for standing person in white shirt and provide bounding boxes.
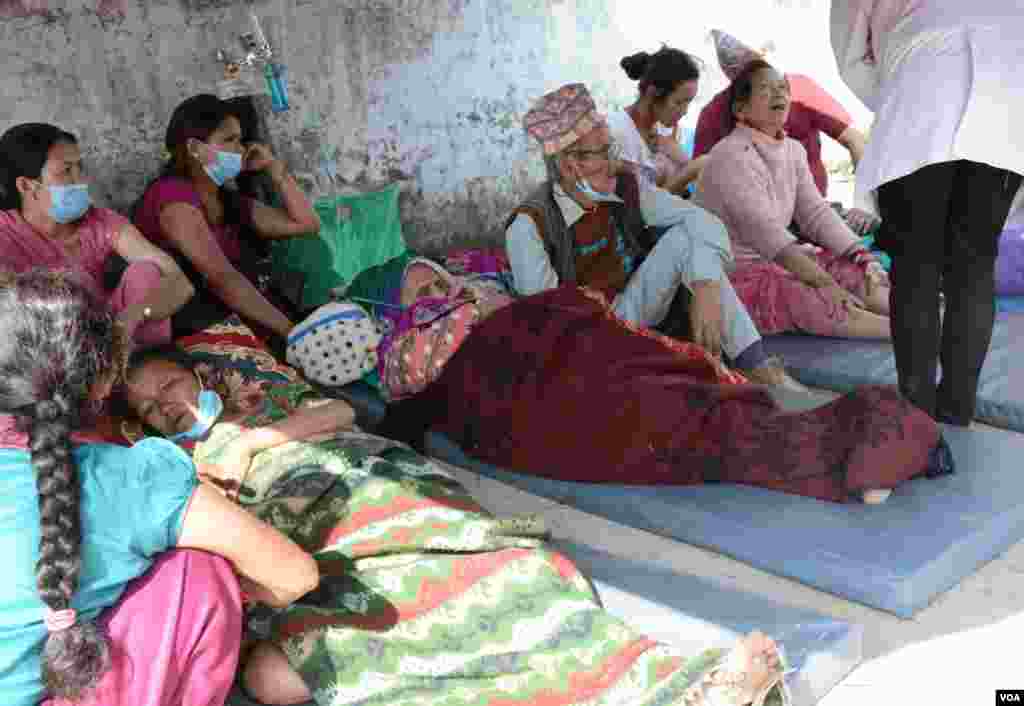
[831,0,1024,426]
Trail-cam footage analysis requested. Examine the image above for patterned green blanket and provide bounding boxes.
[198,423,787,706]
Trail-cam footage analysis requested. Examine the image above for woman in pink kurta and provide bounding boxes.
[696,61,891,339]
[134,94,321,344]
[0,123,193,346]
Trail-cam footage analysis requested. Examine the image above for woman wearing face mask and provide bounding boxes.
[134,94,320,343]
[0,123,194,346]
[121,343,357,498]
[695,61,891,340]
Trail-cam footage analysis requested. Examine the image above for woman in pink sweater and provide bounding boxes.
[697,60,890,339]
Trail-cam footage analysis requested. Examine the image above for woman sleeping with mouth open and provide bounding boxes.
[118,339,792,706]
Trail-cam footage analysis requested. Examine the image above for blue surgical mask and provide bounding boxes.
[46,183,92,224]
[203,149,243,187]
[168,389,224,443]
[575,178,623,204]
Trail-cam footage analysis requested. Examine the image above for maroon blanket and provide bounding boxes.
[423,286,941,503]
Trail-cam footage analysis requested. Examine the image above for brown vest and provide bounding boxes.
[569,206,630,296]
[505,172,654,288]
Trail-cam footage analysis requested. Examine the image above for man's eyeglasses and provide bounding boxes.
[566,146,612,162]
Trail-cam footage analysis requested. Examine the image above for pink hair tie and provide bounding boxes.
[44,608,77,633]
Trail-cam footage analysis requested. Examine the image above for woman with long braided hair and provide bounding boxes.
[0,269,318,706]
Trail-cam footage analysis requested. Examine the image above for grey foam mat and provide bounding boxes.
[764,313,1024,431]
[425,423,1024,618]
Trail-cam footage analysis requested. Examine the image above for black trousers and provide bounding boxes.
[877,160,1022,424]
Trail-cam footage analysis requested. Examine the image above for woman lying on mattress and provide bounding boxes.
[119,337,791,706]
[368,256,952,505]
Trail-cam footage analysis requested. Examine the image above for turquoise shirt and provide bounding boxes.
[0,438,197,706]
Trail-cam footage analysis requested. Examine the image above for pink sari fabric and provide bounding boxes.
[0,207,124,299]
[40,549,243,706]
[731,247,872,336]
[0,208,171,345]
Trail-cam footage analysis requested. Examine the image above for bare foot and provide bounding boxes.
[730,632,784,703]
[862,488,892,504]
[685,631,786,705]
[743,361,807,393]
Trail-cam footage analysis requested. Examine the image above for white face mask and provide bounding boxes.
[575,178,623,204]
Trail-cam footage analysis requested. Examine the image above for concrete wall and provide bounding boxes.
[0,0,866,251]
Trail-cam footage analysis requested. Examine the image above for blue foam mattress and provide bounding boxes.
[765,313,1024,431]
[425,423,1024,618]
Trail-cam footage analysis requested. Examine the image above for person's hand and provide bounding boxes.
[654,134,689,165]
[864,259,889,296]
[816,279,865,315]
[473,292,509,321]
[243,143,281,176]
[113,314,140,342]
[845,207,880,235]
[196,430,254,502]
[690,280,724,359]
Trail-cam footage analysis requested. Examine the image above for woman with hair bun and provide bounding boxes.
[0,269,317,706]
[613,47,707,199]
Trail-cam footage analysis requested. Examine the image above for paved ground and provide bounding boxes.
[435,419,1024,705]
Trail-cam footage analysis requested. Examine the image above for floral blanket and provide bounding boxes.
[198,398,787,705]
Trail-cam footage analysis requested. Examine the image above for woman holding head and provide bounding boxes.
[0,269,318,706]
[0,123,193,346]
[695,60,891,340]
[134,94,320,343]
[610,47,709,204]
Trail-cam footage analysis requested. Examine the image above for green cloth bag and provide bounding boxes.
[270,183,407,310]
[343,250,416,308]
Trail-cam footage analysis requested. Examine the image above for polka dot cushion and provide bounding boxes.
[286,301,382,387]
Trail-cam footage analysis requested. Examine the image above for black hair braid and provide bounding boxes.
[0,270,121,702]
[31,391,110,701]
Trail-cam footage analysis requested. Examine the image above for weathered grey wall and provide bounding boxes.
[1,0,862,251]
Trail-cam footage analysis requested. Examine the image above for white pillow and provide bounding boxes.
[286,301,381,387]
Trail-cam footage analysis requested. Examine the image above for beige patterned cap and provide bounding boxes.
[524,83,605,156]
[712,29,763,81]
